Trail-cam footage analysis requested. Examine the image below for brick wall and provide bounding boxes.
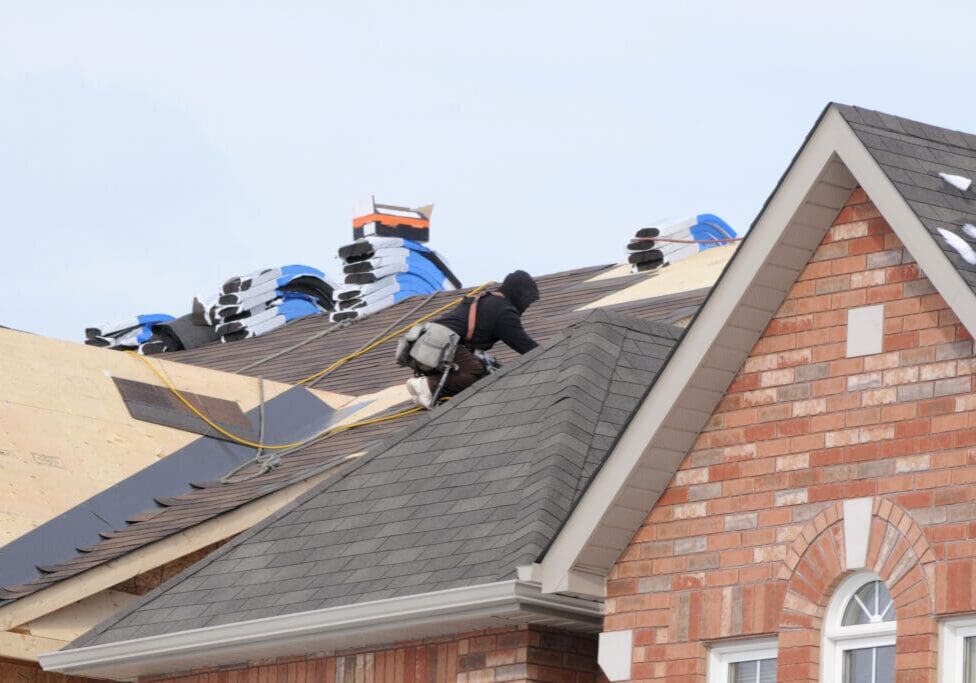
[141,625,603,683]
[607,188,976,682]
[0,657,106,682]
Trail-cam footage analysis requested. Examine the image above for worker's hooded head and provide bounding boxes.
[499,270,540,314]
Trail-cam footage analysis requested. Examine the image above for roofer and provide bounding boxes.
[397,270,540,409]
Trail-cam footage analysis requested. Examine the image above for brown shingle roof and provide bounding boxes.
[168,265,704,391]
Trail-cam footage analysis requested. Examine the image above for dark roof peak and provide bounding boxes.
[833,102,976,293]
[833,103,976,154]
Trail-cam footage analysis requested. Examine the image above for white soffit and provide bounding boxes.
[538,105,976,596]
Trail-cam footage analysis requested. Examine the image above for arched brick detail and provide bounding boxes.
[775,498,937,683]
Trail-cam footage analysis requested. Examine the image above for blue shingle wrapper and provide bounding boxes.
[331,237,458,323]
[84,313,175,349]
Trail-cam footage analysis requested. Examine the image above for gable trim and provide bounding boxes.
[538,105,976,596]
[39,580,602,681]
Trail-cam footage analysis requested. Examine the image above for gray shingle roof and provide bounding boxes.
[835,103,976,293]
[73,309,681,647]
[0,267,709,607]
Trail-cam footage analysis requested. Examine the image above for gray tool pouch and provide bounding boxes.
[396,322,459,373]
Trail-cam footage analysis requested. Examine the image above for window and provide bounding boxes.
[708,639,777,683]
[822,573,896,683]
[941,616,976,682]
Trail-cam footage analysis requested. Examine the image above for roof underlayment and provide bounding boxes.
[0,328,348,548]
[0,386,356,596]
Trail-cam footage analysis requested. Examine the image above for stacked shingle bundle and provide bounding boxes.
[332,237,460,323]
[84,314,175,352]
[331,199,461,323]
[627,213,737,272]
[194,265,336,343]
[85,266,336,354]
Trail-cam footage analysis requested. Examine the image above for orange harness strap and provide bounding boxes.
[466,292,500,342]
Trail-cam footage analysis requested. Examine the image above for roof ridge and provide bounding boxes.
[833,102,976,156]
[576,305,684,337]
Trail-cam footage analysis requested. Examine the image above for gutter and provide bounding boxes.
[40,580,603,681]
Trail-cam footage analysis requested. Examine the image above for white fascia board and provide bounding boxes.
[548,569,607,598]
[39,581,602,681]
[538,110,849,595]
[539,105,976,595]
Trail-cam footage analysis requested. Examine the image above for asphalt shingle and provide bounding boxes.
[74,308,681,647]
[835,104,976,295]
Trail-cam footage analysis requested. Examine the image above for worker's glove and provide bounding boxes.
[474,350,501,374]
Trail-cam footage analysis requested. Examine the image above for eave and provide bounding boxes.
[40,580,602,681]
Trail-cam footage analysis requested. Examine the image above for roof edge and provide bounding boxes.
[39,580,602,681]
[59,311,623,652]
[536,103,976,594]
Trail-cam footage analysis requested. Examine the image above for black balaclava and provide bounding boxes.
[499,270,540,314]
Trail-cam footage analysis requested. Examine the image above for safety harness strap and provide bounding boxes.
[466,292,499,342]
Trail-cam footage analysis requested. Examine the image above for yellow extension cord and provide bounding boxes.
[125,282,492,451]
[127,350,424,450]
[293,282,491,386]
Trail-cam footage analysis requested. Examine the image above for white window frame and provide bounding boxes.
[707,638,778,683]
[940,615,976,683]
[822,572,897,683]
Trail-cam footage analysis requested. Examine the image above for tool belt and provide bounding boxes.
[395,292,498,375]
[395,322,459,374]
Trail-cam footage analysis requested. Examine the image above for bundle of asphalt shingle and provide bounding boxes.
[84,314,175,353]
[193,265,336,344]
[331,237,461,323]
[626,213,738,272]
[85,266,336,354]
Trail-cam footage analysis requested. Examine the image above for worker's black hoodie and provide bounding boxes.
[435,270,539,354]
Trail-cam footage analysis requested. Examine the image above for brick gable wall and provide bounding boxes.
[607,188,976,682]
[140,625,603,683]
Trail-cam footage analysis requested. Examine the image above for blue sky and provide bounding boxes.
[2,1,975,340]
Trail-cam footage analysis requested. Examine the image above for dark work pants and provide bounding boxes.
[425,346,488,397]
